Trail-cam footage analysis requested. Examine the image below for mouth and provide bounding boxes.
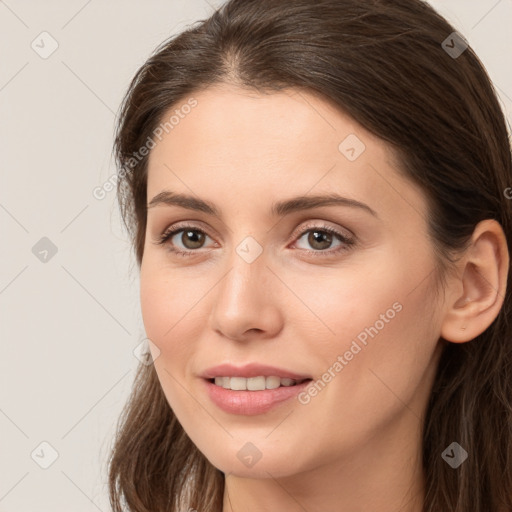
[207,376,312,391]
[202,375,313,415]
[200,363,313,415]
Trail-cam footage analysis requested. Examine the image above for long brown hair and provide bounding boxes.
[108,1,512,510]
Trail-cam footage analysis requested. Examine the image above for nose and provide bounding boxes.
[208,245,284,342]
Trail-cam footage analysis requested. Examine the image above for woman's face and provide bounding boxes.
[141,84,445,478]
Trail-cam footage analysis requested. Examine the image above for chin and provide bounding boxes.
[200,441,308,479]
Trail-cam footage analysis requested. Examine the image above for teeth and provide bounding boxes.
[265,376,281,389]
[247,376,266,391]
[230,377,247,390]
[213,376,301,390]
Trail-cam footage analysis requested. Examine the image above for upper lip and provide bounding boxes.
[200,363,312,380]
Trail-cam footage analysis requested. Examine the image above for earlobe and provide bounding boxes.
[440,219,509,344]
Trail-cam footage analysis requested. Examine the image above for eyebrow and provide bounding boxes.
[147,190,378,218]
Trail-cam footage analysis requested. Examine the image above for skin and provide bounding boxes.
[140,83,508,512]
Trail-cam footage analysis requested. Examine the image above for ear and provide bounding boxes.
[440,219,509,343]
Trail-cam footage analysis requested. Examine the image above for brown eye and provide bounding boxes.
[156,226,214,255]
[179,230,206,249]
[307,230,333,250]
[292,224,355,258]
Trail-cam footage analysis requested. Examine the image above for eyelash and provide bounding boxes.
[154,222,355,258]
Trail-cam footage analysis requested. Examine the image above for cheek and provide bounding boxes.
[311,246,439,356]
[309,277,440,442]
[139,268,210,420]
[139,265,205,364]
[283,260,406,354]
[295,250,440,418]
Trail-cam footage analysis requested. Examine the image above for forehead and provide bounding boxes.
[146,84,426,224]
[149,84,388,165]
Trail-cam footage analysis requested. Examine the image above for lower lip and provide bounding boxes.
[203,379,311,415]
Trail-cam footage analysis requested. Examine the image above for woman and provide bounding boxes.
[108,0,512,510]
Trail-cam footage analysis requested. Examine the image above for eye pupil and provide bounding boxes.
[308,230,332,250]
[182,230,204,249]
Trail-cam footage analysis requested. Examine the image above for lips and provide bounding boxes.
[199,363,313,415]
[203,378,311,415]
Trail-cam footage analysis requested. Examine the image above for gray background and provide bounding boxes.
[0,1,510,510]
